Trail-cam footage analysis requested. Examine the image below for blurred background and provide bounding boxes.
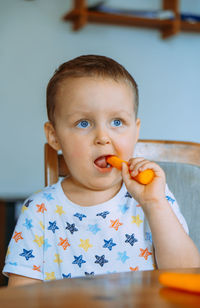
[0,0,200,286]
[1,0,200,198]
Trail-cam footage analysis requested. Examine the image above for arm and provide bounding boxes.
[122,159,200,269]
[144,197,200,268]
[3,195,45,285]
[8,273,42,287]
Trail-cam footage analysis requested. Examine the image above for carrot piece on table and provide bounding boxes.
[106,156,154,185]
[159,272,200,294]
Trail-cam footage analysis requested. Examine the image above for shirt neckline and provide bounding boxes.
[54,179,127,213]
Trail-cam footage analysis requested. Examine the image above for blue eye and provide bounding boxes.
[77,120,90,128]
[111,119,122,127]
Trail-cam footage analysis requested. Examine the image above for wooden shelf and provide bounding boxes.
[63,0,200,39]
[181,20,200,32]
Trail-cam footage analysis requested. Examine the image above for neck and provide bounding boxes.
[61,177,122,206]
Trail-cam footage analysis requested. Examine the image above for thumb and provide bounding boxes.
[121,162,141,196]
[121,162,132,185]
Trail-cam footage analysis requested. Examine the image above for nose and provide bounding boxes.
[94,128,111,146]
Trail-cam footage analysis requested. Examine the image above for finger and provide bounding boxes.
[129,158,148,176]
[136,161,162,173]
[122,162,142,194]
[131,161,165,180]
[121,162,132,184]
[128,157,146,171]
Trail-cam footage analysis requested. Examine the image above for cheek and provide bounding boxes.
[116,133,136,158]
[65,144,84,161]
[62,136,88,162]
[119,141,134,157]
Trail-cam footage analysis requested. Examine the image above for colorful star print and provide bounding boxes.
[94,255,108,267]
[44,239,51,251]
[23,218,33,230]
[43,192,54,201]
[54,253,62,264]
[139,248,152,260]
[13,231,23,243]
[19,249,35,261]
[6,247,10,257]
[79,239,93,252]
[55,205,66,216]
[39,221,45,230]
[66,222,78,234]
[24,199,33,207]
[58,237,70,250]
[117,251,130,263]
[166,195,175,204]
[74,213,87,221]
[132,215,143,227]
[72,255,86,268]
[45,272,56,280]
[62,273,71,278]
[103,238,116,251]
[145,232,152,243]
[36,203,47,213]
[21,205,28,213]
[96,211,110,219]
[9,262,17,266]
[48,221,59,233]
[34,235,44,247]
[88,224,101,235]
[5,180,184,281]
[130,266,139,271]
[125,192,132,198]
[110,219,123,231]
[125,233,138,246]
[107,270,117,274]
[33,265,41,272]
[118,203,129,214]
[85,272,94,276]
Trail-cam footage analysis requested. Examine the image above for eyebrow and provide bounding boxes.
[112,110,133,116]
[108,110,135,119]
[66,109,134,118]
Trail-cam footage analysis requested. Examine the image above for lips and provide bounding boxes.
[94,156,111,169]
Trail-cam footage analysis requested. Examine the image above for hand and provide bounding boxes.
[121,158,166,214]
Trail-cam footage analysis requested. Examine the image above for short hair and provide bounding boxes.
[46,55,139,125]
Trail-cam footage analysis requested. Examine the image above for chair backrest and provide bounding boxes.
[44,140,200,251]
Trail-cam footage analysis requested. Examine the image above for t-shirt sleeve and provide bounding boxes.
[2,195,45,280]
[165,184,189,234]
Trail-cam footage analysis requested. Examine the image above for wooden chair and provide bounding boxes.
[44,140,200,251]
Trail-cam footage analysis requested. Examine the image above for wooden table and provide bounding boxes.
[0,269,200,307]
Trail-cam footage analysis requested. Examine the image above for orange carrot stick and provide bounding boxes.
[159,272,200,294]
[106,156,154,185]
[106,156,127,170]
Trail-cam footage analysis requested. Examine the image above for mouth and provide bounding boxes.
[94,155,112,171]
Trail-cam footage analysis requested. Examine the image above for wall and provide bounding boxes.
[0,0,200,198]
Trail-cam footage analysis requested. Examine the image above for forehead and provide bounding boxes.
[52,78,138,126]
[56,76,136,111]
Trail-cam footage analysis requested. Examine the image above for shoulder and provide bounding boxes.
[21,181,61,213]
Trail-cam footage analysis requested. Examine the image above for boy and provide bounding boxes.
[3,55,200,287]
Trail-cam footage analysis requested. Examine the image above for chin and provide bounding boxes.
[88,178,122,191]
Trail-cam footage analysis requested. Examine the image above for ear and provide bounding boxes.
[44,122,61,151]
[135,118,141,143]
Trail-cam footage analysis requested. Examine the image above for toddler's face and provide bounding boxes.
[47,77,140,191]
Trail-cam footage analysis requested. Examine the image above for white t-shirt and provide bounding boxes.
[3,180,188,281]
